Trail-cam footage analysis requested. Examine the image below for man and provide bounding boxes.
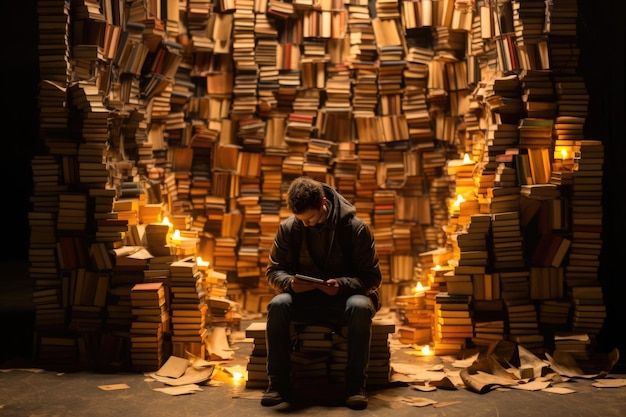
[262,176,382,410]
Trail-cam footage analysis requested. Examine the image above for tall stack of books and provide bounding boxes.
[130,282,168,372]
[367,318,395,386]
[566,140,604,288]
[169,257,204,358]
[490,211,525,269]
[244,321,268,389]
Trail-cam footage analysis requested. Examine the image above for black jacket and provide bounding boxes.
[266,183,382,310]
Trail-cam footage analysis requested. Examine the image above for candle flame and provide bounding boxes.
[453,194,465,207]
[196,256,210,267]
[463,153,473,164]
[421,345,432,356]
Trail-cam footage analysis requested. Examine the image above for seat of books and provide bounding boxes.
[245,319,395,400]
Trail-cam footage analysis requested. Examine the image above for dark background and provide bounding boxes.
[1,1,624,364]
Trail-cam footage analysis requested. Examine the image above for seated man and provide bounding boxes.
[262,176,382,410]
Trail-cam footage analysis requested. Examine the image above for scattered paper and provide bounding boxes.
[153,384,203,396]
[98,383,130,391]
[413,384,437,392]
[545,352,598,378]
[401,396,439,407]
[452,353,479,368]
[434,401,462,408]
[592,378,626,388]
[156,355,189,379]
[128,248,153,260]
[207,327,235,360]
[148,365,215,386]
[517,345,550,379]
[430,376,458,390]
[542,386,576,394]
[510,379,551,391]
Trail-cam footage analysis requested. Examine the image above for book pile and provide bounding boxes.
[443,269,474,296]
[490,211,525,270]
[433,292,472,355]
[569,285,606,335]
[553,331,591,360]
[169,257,204,357]
[395,293,433,337]
[367,319,395,386]
[293,324,334,383]
[245,321,268,389]
[130,282,168,372]
[396,325,432,345]
[243,319,395,390]
[566,140,604,287]
[505,299,542,350]
[538,299,572,329]
[427,264,454,294]
[472,319,505,347]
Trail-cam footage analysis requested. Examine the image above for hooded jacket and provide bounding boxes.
[266,183,382,310]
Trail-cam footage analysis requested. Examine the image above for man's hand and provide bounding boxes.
[291,276,339,296]
[317,278,339,296]
[291,277,317,293]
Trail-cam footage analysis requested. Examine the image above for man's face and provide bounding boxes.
[294,198,327,227]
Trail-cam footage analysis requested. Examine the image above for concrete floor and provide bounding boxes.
[1,260,625,416]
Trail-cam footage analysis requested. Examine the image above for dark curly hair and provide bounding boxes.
[286,176,324,214]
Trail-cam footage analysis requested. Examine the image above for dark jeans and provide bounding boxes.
[265,291,376,390]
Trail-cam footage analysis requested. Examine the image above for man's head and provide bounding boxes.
[287,177,328,227]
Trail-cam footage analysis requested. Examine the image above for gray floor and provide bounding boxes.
[1,260,625,416]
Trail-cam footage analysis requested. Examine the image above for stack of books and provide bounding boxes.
[130,282,168,372]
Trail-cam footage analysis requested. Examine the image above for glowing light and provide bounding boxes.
[421,345,432,356]
[463,153,474,164]
[196,257,210,268]
[411,281,431,294]
[232,371,243,383]
[452,194,465,208]
[171,229,181,245]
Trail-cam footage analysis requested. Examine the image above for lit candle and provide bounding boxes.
[463,153,475,165]
[411,281,431,295]
[420,345,433,356]
[197,256,209,267]
[171,229,182,245]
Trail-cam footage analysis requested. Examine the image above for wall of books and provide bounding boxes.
[30,0,605,370]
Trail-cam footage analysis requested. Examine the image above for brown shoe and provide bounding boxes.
[345,387,367,410]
